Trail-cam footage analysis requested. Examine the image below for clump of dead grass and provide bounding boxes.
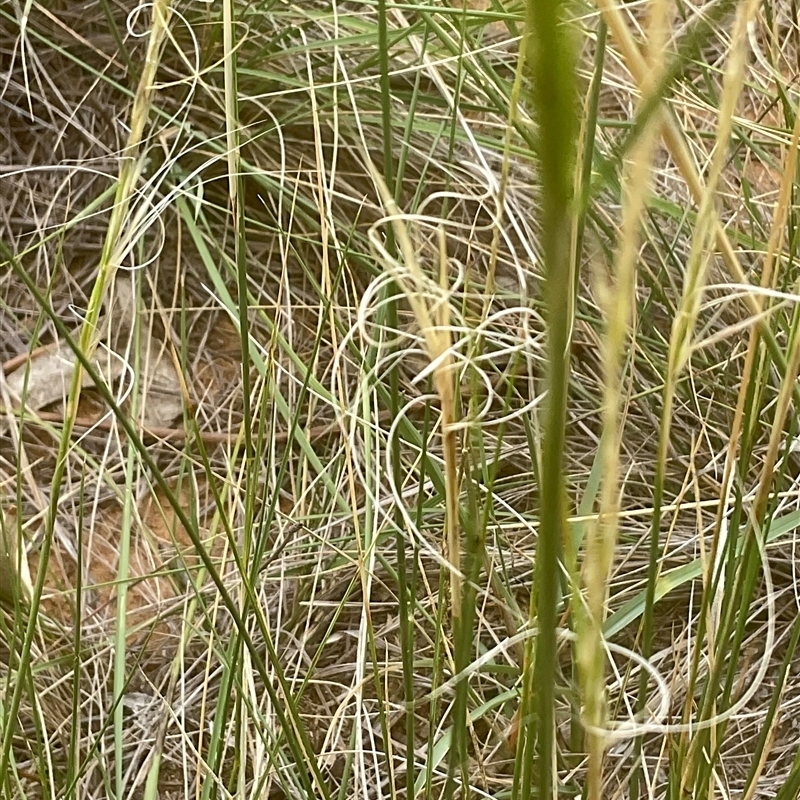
[3,1,800,799]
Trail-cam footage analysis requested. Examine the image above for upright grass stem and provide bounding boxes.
[580,3,668,797]
[0,1,173,783]
[375,3,418,795]
[630,2,760,794]
[2,241,330,800]
[517,2,577,799]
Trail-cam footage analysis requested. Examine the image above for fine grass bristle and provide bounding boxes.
[3,1,800,799]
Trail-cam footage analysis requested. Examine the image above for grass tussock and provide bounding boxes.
[3,1,800,799]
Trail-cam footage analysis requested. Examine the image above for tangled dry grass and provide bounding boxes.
[3,1,800,799]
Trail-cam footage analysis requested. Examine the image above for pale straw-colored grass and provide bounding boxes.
[3,2,800,800]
